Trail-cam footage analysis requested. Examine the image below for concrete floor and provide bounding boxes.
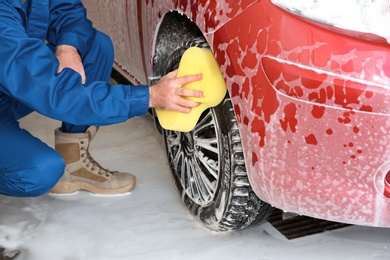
[1,112,390,260]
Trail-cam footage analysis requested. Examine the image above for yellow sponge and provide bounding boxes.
[156,47,227,132]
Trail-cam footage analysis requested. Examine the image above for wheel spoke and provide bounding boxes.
[191,157,210,203]
[166,131,181,147]
[177,152,185,187]
[193,160,215,200]
[193,120,214,134]
[195,137,218,154]
[166,131,183,166]
[186,157,199,201]
[194,149,219,179]
[193,110,213,133]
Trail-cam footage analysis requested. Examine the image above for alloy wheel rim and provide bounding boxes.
[166,109,221,206]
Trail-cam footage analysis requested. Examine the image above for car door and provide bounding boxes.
[83,0,146,84]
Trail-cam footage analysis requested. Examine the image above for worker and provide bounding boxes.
[0,0,203,197]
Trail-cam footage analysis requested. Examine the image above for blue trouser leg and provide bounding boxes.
[0,96,65,197]
[61,31,114,133]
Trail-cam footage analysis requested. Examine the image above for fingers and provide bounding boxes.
[176,73,203,86]
[173,73,203,98]
[166,93,202,114]
[170,99,201,114]
[163,70,202,90]
[178,87,204,98]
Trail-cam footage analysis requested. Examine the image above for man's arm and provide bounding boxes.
[0,3,142,126]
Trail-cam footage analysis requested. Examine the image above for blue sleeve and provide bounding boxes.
[47,0,95,57]
[0,2,149,126]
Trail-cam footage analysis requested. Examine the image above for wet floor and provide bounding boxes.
[1,112,390,260]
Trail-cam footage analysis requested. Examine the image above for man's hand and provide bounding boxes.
[55,45,86,84]
[149,70,203,114]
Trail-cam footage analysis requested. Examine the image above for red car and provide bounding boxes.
[82,0,390,231]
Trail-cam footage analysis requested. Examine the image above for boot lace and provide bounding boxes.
[80,142,112,177]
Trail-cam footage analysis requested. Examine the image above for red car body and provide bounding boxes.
[83,0,390,227]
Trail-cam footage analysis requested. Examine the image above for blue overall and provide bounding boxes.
[0,0,150,197]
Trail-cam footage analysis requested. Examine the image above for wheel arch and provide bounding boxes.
[152,11,207,79]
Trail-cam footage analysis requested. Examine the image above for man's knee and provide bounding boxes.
[95,31,113,51]
[0,152,65,197]
[27,154,65,196]
[82,30,114,82]
[92,31,114,62]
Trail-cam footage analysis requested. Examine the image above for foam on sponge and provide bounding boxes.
[156,47,227,132]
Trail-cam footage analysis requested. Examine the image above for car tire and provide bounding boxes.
[160,38,273,231]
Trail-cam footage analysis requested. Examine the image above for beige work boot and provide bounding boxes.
[50,126,136,195]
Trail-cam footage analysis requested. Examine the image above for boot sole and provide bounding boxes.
[50,179,136,195]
